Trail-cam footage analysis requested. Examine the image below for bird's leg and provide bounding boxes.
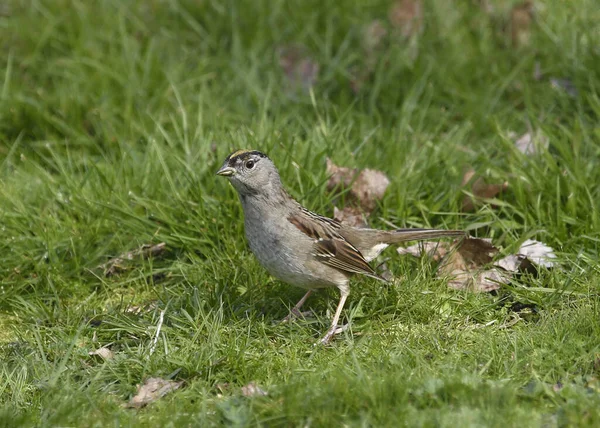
[281,289,313,323]
[319,286,349,345]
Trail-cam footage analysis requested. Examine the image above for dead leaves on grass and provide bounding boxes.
[515,239,557,268]
[333,206,368,228]
[438,238,506,292]
[389,0,423,38]
[326,158,391,227]
[461,169,509,212]
[126,377,184,408]
[461,128,549,212]
[398,237,558,292]
[326,158,390,214]
[278,44,319,93]
[88,346,115,361]
[511,130,549,156]
[276,1,541,95]
[241,382,268,397]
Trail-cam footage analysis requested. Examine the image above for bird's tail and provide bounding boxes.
[380,228,466,244]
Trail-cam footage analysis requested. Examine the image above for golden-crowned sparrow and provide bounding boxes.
[217,149,464,344]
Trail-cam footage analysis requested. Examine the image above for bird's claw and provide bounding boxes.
[317,323,349,345]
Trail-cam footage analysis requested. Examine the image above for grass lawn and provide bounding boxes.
[1,0,600,426]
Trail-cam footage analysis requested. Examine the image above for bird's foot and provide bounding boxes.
[317,323,349,345]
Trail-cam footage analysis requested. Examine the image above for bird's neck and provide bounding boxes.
[238,185,296,218]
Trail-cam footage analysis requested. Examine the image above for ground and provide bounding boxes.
[1,0,600,426]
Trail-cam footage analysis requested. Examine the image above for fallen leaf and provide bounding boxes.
[510,1,534,47]
[512,130,549,155]
[397,241,451,262]
[326,159,358,188]
[517,239,557,268]
[88,347,114,360]
[241,382,268,397]
[438,238,506,292]
[461,169,508,212]
[495,254,530,272]
[438,238,556,292]
[100,242,167,277]
[354,169,390,204]
[389,0,423,38]
[127,377,184,408]
[401,236,557,291]
[333,206,368,228]
[326,159,390,212]
[278,44,319,93]
[447,267,511,293]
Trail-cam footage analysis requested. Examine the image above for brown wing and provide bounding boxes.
[288,209,387,282]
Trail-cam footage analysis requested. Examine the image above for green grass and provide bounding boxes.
[1,0,600,426]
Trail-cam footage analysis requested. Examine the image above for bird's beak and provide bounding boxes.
[216,166,236,177]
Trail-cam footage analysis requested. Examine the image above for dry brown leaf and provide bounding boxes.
[100,242,167,277]
[353,168,390,209]
[333,206,368,228]
[438,238,507,292]
[512,130,549,155]
[326,159,358,188]
[326,159,390,212]
[241,382,268,397]
[88,347,114,360]
[461,169,508,212]
[278,45,319,92]
[399,236,557,292]
[511,1,534,47]
[389,0,423,38]
[397,241,451,262]
[127,377,184,408]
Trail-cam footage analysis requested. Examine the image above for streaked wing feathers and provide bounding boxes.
[313,238,385,281]
[288,209,386,282]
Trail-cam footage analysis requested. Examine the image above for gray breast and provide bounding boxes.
[241,197,331,288]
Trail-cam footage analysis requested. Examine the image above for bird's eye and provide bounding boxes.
[245,160,255,169]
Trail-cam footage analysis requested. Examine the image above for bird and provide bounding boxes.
[216,149,465,344]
